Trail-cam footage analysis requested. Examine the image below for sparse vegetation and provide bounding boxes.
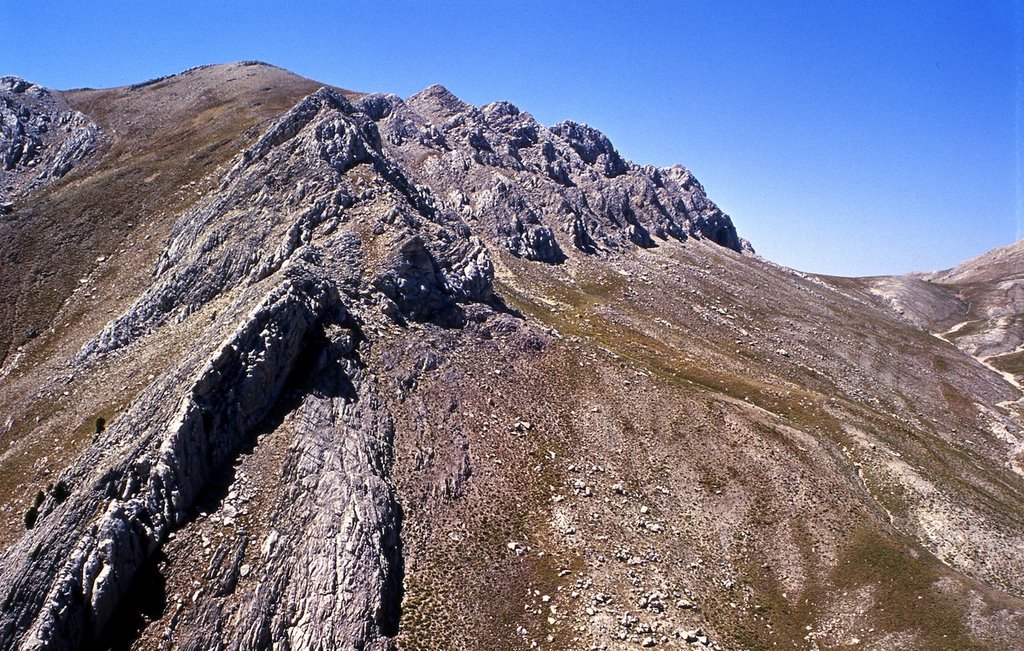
[52,480,69,504]
[22,506,38,530]
[23,490,44,530]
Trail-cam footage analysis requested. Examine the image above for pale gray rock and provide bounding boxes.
[360,85,748,263]
[0,76,100,202]
[81,87,495,359]
[1,86,489,649]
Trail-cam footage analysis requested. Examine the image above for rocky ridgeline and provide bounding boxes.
[0,79,746,649]
[80,87,496,359]
[0,77,100,208]
[0,276,402,649]
[365,84,747,263]
[2,85,486,649]
[3,65,1024,651]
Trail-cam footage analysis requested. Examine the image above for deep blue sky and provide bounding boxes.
[1,1,1020,276]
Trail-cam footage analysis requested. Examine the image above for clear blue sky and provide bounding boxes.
[1,1,1020,276]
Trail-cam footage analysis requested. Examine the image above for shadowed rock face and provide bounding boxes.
[1,82,489,650]
[0,276,400,649]
[79,87,495,361]
[0,63,1023,651]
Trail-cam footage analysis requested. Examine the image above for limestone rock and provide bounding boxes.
[0,76,100,202]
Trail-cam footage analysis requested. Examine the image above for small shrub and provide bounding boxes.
[94,417,106,435]
[23,505,38,529]
[52,480,69,504]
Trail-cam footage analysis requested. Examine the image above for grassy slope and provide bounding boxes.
[400,241,1024,649]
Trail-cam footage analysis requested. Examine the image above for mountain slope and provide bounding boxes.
[837,239,1024,392]
[0,63,1022,650]
[0,62,343,372]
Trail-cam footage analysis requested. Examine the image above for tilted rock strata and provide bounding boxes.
[1,85,497,649]
[81,87,493,360]
[3,79,744,647]
[0,270,403,649]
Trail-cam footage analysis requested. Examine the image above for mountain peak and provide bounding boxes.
[406,83,471,119]
[0,76,34,93]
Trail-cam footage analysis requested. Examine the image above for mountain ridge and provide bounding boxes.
[0,62,1021,650]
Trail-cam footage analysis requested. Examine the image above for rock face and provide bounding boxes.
[81,87,494,360]
[0,75,749,649]
[2,83,497,650]
[364,84,747,263]
[0,76,100,203]
[1,276,401,649]
[0,63,1022,651]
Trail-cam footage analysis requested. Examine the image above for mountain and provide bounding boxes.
[0,62,1021,650]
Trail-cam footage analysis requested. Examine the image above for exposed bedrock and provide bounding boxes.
[0,271,403,649]
[0,76,100,203]
[0,78,751,648]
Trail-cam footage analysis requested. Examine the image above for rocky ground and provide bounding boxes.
[0,62,1022,650]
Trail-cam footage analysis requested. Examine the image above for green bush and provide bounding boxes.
[52,480,69,503]
[23,505,38,529]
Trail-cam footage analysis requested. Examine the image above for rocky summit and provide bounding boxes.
[0,61,1022,650]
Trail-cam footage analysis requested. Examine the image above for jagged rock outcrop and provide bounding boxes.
[1,276,403,649]
[0,76,753,648]
[0,77,100,205]
[1,85,498,649]
[353,84,747,263]
[81,87,494,360]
